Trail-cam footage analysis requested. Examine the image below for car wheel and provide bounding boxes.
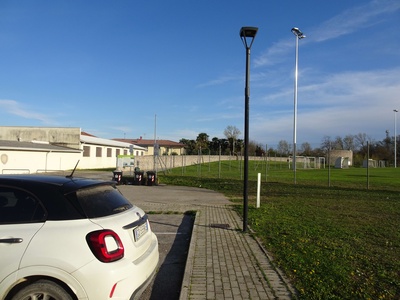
[11,279,73,300]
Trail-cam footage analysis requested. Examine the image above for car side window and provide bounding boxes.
[0,187,46,224]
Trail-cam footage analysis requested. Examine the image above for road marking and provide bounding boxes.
[153,232,184,235]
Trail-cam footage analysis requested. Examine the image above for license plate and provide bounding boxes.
[133,222,148,242]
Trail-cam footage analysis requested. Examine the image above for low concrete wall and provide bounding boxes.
[119,154,325,174]
[120,155,277,173]
[121,155,230,173]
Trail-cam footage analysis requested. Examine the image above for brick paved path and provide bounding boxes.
[179,204,296,299]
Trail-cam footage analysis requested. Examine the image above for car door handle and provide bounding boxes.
[0,238,23,244]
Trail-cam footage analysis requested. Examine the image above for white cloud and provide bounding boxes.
[251,67,400,146]
[254,39,292,68]
[0,99,54,124]
[311,0,400,42]
[300,68,400,107]
[254,0,400,68]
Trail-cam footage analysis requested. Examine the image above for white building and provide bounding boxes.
[79,133,147,169]
[0,127,146,174]
[0,140,81,174]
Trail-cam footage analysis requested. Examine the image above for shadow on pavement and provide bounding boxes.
[140,213,194,300]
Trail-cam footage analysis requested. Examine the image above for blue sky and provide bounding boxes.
[1,0,399,148]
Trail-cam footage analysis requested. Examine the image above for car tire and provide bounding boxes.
[11,279,73,300]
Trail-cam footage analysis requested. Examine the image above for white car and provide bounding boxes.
[0,174,159,300]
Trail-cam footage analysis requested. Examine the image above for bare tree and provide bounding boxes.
[224,125,241,155]
[334,136,344,150]
[277,140,291,156]
[320,135,332,152]
[354,133,371,150]
[300,142,312,156]
[343,135,355,151]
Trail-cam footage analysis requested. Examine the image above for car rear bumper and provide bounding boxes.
[72,232,159,299]
[129,266,157,300]
[112,234,159,299]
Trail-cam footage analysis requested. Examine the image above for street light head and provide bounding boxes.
[240,27,258,38]
[240,26,258,49]
[292,27,306,39]
[394,109,399,113]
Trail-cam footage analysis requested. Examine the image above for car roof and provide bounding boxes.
[0,174,114,194]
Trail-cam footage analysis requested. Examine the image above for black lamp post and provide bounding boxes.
[240,26,258,232]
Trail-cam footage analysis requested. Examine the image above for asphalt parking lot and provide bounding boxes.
[139,213,194,300]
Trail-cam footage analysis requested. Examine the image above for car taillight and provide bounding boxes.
[86,230,124,263]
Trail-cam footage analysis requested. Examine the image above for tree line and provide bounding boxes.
[179,125,265,157]
[178,126,399,167]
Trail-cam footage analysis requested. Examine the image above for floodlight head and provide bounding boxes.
[240,27,258,49]
[292,27,306,39]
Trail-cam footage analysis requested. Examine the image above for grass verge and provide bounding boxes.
[158,162,400,299]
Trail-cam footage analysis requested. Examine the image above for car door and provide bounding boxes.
[0,187,45,284]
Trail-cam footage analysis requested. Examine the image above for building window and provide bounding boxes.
[107,148,112,157]
[116,149,120,156]
[96,147,102,157]
[123,149,127,155]
[83,146,90,157]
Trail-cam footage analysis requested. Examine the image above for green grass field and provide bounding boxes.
[158,161,400,299]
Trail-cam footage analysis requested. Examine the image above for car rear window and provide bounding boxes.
[68,185,133,218]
